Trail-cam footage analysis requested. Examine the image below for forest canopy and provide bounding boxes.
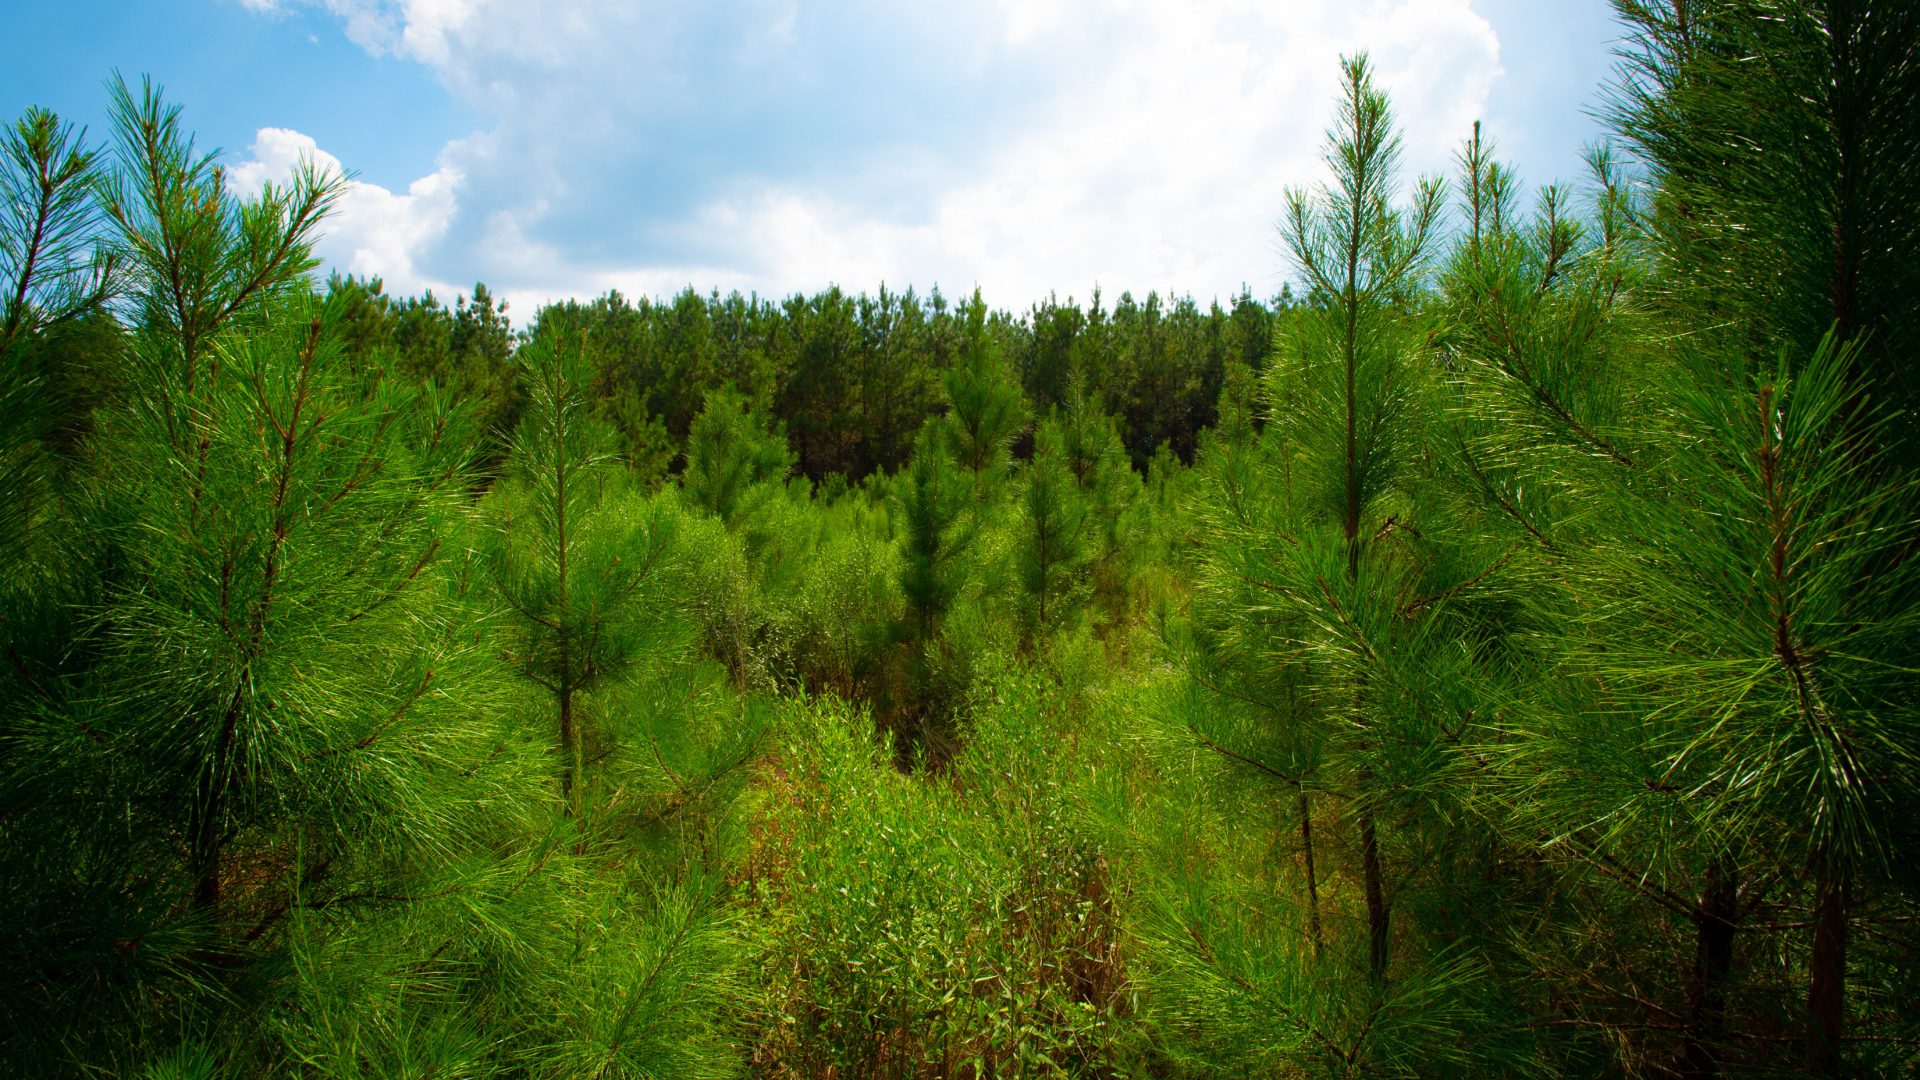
[2,2,1917,1077]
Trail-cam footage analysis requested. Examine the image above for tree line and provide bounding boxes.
[324,272,1284,487]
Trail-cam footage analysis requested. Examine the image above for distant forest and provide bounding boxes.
[3,2,1917,1078]
[321,274,1285,485]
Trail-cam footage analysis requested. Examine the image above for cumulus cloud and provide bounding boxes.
[230,126,464,299]
[249,0,1504,312]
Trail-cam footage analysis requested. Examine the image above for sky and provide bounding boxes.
[5,0,1624,319]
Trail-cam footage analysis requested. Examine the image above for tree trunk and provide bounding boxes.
[190,776,224,912]
[558,674,576,817]
[191,693,245,913]
[1682,859,1738,1079]
[1806,864,1849,1076]
[1298,784,1323,959]
[1360,807,1388,981]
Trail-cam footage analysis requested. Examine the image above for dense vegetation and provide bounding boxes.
[3,3,1917,1076]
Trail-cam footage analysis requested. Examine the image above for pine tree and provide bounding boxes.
[1496,331,1920,1078]
[1605,5,1920,1067]
[683,383,795,534]
[1608,0,1920,450]
[1015,414,1090,644]
[941,289,1027,498]
[888,418,975,761]
[1,80,548,1073]
[486,315,677,827]
[1264,52,1444,982]
[96,289,494,921]
[1178,413,1329,957]
[1432,124,1766,1074]
[1438,103,1920,1073]
[1163,60,1535,1078]
[1055,379,1140,620]
[0,104,113,667]
[1,106,113,356]
[99,75,340,388]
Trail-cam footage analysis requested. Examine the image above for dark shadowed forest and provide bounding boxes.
[3,2,1918,1076]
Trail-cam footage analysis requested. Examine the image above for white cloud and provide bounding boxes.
[265,0,1503,312]
[230,127,464,300]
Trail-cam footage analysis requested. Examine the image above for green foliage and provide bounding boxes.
[1608,0,1920,436]
[487,314,694,826]
[1015,416,1091,643]
[941,289,1029,489]
[99,288,490,902]
[0,105,112,354]
[895,419,975,647]
[324,276,526,457]
[0,104,114,601]
[100,74,343,371]
[506,281,1282,489]
[1182,55,1463,1004]
[6,15,1920,1077]
[683,383,795,534]
[0,80,763,1078]
[1053,382,1143,625]
[1534,334,1917,869]
[744,686,1129,1077]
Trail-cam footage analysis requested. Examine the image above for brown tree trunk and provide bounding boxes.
[1298,784,1323,959]
[1806,864,1849,1076]
[191,692,246,913]
[190,777,224,912]
[559,675,575,816]
[1682,859,1738,1079]
[1360,807,1388,981]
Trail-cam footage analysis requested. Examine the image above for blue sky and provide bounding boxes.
[5,0,1623,316]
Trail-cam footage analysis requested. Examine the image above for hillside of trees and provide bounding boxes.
[3,2,1917,1076]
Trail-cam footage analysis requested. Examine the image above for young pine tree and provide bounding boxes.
[1605,5,1920,1068]
[1261,51,1445,982]
[682,382,795,535]
[99,75,340,389]
[1164,64,1537,1079]
[888,418,975,761]
[1015,414,1090,646]
[0,106,114,356]
[941,289,1028,500]
[487,315,678,828]
[0,104,114,691]
[1505,338,1920,1078]
[1608,0,1920,452]
[86,75,500,932]
[1056,379,1141,621]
